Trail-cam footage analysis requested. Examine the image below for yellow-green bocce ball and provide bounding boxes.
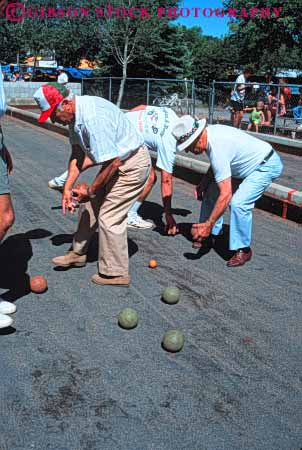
[161,286,180,305]
[162,330,184,352]
[118,308,139,330]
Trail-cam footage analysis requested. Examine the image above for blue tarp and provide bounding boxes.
[0,65,93,78]
[64,68,93,78]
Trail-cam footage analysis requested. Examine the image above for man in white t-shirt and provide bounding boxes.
[230,68,252,128]
[48,105,180,234]
[172,117,283,267]
[33,83,151,286]
[57,66,68,86]
[126,105,178,233]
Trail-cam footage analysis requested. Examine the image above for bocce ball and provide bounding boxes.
[118,308,139,330]
[148,259,158,268]
[30,275,48,294]
[162,329,184,353]
[161,286,180,305]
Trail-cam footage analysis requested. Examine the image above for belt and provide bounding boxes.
[260,149,274,165]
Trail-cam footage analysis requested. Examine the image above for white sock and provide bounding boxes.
[128,201,142,219]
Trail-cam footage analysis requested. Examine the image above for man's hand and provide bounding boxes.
[72,183,90,202]
[165,213,178,236]
[62,189,77,215]
[4,147,13,175]
[191,222,212,241]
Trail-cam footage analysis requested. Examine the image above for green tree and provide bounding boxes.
[223,0,302,71]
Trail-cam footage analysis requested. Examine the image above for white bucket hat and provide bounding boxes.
[57,66,64,71]
[172,115,206,151]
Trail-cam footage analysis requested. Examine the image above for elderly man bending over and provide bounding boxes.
[34,83,151,286]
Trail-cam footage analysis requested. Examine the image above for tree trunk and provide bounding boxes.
[116,37,129,108]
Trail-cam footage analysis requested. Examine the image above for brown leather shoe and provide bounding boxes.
[52,251,86,268]
[227,249,252,267]
[91,274,130,286]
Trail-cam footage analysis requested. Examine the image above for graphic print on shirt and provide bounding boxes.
[146,108,170,137]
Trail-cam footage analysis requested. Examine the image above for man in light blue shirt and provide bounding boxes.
[172,117,283,267]
[34,83,151,286]
[0,65,17,328]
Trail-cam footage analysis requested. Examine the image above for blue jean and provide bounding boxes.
[199,151,283,250]
[53,170,68,186]
[293,106,302,124]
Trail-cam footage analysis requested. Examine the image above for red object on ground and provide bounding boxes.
[148,259,158,269]
[243,336,253,345]
[30,276,48,294]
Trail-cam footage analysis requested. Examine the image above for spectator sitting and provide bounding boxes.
[267,86,287,120]
[292,87,302,129]
[244,101,265,133]
[279,78,291,113]
[262,104,272,127]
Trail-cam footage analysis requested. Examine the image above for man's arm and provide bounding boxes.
[195,166,215,200]
[62,144,94,214]
[161,169,177,235]
[192,177,232,240]
[90,157,122,194]
[72,156,122,202]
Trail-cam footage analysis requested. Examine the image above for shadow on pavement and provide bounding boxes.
[141,201,191,235]
[0,228,52,302]
[182,224,233,261]
[0,326,16,336]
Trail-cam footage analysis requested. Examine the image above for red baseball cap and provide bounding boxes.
[33,83,69,123]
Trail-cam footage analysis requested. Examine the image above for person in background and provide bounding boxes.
[292,87,302,129]
[230,68,252,128]
[262,71,273,100]
[244,101,265,133]
[57,66,68,86]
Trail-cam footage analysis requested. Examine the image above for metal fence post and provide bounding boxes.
[109,77,112,102]
[192,80,195,116]
[274,85,281,136]
[209,81,215,124]
[147,79,150,105]
[81,77,84,95]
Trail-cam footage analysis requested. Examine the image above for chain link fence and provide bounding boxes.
[208,81,302,139]
[82,77,195,115]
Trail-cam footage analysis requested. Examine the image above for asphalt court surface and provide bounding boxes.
[0,117,301,450]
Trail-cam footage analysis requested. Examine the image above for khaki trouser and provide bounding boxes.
[73,145,151,276]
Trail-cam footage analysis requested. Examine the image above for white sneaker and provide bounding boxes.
[48,178,64,191]
[127,215,153,229]
[0,313,14,329]
[0,300,16,315]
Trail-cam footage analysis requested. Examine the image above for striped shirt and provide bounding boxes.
[69,96,143,163]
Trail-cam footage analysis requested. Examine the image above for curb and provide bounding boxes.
[6,106,302,210]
